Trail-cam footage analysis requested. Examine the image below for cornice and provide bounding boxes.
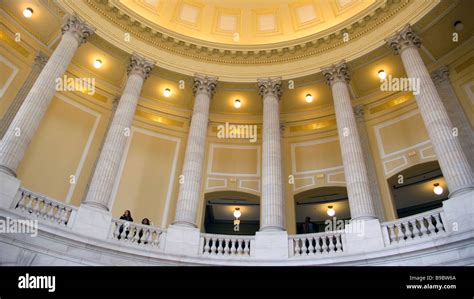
[55,0,440,82]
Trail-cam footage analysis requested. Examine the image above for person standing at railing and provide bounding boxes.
[138,218,151,244]
[118,210,134,240]
[302,216,316,234]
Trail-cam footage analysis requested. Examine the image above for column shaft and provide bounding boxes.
[83,56,153,210]
[354,105,385,221]
[0,16,94,176]
[258,78,285,231]
[431,67,474,172]
[173,75,216,227]
[322,63,376,220]
[0,53,48,139]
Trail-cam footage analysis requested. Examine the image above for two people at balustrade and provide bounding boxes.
[118,210,151,243]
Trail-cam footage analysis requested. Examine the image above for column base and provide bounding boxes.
[71,204,112,240]
[343,219,385,254]
[0,165,16,177]
[254,230,289,259]
[163,224,201,256]
[0,171,20,210]
[442,189,474,233]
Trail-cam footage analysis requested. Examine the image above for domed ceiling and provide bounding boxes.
[57,0,439,81]
[117,0,378,46]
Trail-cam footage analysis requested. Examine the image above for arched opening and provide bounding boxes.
[294,186,350,234]
[203,191,260,235]
[387,161,448,218]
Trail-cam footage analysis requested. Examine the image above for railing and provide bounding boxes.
[289,231,345,257]
[381,208,446,246]
[199,233,254,257]
[14,188,76,227]
[109,219,165,250]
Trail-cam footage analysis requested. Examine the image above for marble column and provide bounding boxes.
[431,66,474,172]
[0,52,48,139]
[386,25,474,197]
[83,56,154,210]
[0,16,94,176]
[258,78,285,231]
[322,62,377,220]
[82,96,120,201]
[354,105,385,221]
[173,74,217,227]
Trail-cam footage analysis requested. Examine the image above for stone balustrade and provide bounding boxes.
[14,188,76,226]
[199,233,254,257]
[110,219,166,250]
[289,231,345,257]
[381,208,446,246]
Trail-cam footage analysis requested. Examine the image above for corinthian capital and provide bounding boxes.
[193,74,218,97]
[385,24,421,55]
[127,55,155,80]
[431,66,450,85]
[353,104,365,120]
[321,61,350,86]
[61,15,95,44]
[257,78,282,98]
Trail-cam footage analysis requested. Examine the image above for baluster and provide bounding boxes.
[243,239,250,256]
[132,226,140,244]
[418,217,428,237]
[152,231,160,247]
[223,238,229,255]
[217,238,224,255]
[236,239,242,255]
[328,236,336,253]
[301,237,308,255]
[426,215,436,235]
[230,239,237,255]
[307,237,315,255]
[210,237,217,255]
[335,235,342,252]
[115,222,123,240]
[321,236,328,253]
[53,204,63,223]
[37,199,47,218]
[395,223,405,242]
[203,237,210,255]
[315,236,322,254]
[58,207,67,225]
[16,193,27,211]
[433,214,444,233]
[46,204,56,222]
[118,222,127,240]
[409,220,420,239]
[388,225,396,243]
[293,238,301,256]
[25,195,35,213]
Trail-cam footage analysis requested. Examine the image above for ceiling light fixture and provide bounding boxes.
[327,205,336,217]
[454,20,464,31]
[23,8,33,18]
[164,88,171,97]
[378,70,387,81]
[93,59,102,69]
[305,94,313,103]
[234,99,241,108]
[233,207,241,225]
[433,183,443,195]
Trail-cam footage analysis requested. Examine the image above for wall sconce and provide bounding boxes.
[234,99,241,108]
[164,88,172,97]
[305,94,313,103]
[233,207,241,225]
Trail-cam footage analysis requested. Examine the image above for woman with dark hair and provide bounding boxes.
[118,210,133,239]
[138,218,151,244]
